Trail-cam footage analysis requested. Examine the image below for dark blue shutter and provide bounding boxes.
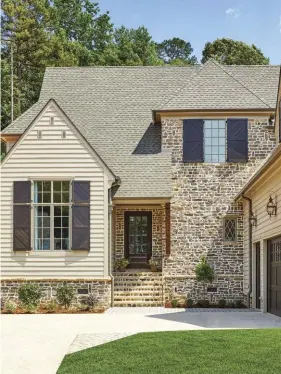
[227,118,248,162]
[72,181,90,250]
[183,119,204,162]
[13,181,31,251]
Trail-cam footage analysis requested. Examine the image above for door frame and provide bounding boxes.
[267,236,281,317]
[124,211,152,260]
[255,242,261,309]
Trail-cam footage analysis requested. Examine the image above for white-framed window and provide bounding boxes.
[223,217,237,242]
[204,119,226,163]
[33,181,71,250]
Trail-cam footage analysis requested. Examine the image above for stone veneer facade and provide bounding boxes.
[161,117,276,304]
[1,279,111,307]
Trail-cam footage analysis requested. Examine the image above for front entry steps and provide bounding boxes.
[113,272,163,307]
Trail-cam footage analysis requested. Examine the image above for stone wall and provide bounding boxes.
[0,278,111,307]
[161,117,276,302]
[115,206,166,266]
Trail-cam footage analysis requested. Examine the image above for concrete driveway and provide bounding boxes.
[1,308,281,374]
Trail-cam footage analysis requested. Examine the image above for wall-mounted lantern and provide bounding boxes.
[249,212,257,227]
[266,196,277,217]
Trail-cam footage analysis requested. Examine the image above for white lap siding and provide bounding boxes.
[1,103,111,279]
[243,156,281,310]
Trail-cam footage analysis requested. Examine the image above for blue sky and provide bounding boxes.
[99,0,281,64]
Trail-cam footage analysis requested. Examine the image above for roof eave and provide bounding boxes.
[235,143,281,201]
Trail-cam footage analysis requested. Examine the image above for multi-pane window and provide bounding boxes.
[224,218,237,242]
[204,120,226,163]
[33,181,71,250]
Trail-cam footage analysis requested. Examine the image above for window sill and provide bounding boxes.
[222,241,240,245]
[13,250,88,257]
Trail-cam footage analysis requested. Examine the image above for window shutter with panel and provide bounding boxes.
[72,181,90,250]
[183,119,204,162]
[13,181,32,251]
[227,118,248,162]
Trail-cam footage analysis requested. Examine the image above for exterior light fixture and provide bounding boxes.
[249,212,257,227]
[266,196,277,217]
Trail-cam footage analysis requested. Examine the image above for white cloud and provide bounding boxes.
[225,8,240,19]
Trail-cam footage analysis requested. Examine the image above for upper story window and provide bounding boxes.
[33,181,71,251]
[204,120,226,163]
[183,118,248,163]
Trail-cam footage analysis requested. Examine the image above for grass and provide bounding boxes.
[57,329,281,374]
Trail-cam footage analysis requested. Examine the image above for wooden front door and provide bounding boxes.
[256,242,261,309]
[268,237,281,317]
[125,211,152,268]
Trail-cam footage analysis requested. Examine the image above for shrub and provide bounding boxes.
[114,258,129,270]
[218,299,226,308]
[235,300,245,309]
[171,299,178,308]
[56,285,75,308]
[45,300,58,313]
[186,298,194,307]
[226,301,235,308]
[5,300,17,313]
[195,257,215,299]
[86,294,99,309]
[18,283,42,308]
[198,299,210,308]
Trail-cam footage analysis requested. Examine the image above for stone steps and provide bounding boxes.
[113,300,163,307]
[113,273,164,307]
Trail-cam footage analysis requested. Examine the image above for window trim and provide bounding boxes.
[31,180,72,251]
[223,216,238,243]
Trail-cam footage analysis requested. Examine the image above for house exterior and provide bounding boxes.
[1,60,280,311]
[236,66,281,317]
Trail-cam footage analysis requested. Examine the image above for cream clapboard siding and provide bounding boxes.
[243,156,281,309]
[1,103,113,279]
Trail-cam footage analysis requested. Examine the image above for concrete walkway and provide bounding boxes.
[1,309,281,374]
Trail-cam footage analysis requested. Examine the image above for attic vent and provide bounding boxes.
[50,116,54,125]
[61,130,66,139]
[37,130,42,139]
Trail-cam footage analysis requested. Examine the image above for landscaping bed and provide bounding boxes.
[1,305,105,314]
[57,329,281,374]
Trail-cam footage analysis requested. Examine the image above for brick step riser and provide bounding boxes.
[114,290,162,297]
[114,302,163,307]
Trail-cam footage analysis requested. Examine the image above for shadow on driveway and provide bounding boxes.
[147,310,281,329]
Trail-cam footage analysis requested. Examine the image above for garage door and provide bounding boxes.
[268,237,281,317]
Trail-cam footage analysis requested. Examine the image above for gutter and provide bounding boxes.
[242,194,253,308]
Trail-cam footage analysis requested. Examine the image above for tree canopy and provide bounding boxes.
[157,37,197,65]
[1,1,270,130]
[201,38,269,65]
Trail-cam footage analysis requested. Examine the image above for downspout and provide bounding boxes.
[242,194,253,308]
[108,189,115,307]
[108,177,121,307]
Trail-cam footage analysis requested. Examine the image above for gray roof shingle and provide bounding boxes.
[2,61,280,198]
[159,60,279,110]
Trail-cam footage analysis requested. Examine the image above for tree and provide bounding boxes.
[157,37,197,65]
[201,38,269,65]
[102,26,162,66]
[195,256,215,301]
[1,0,113,128]
[51,0,114,65]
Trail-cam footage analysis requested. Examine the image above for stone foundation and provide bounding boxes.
[164,275,244,304]
[0,278,111,307]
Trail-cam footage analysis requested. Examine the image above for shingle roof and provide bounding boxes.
[159,60,279,110]
[2,61,280,198]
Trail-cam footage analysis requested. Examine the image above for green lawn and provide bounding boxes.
[57,329,281,374]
